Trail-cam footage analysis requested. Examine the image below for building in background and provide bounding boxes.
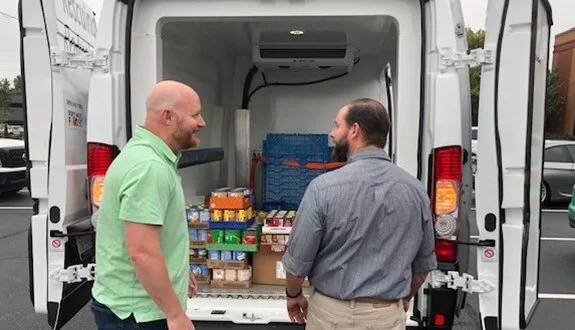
[553,27,575,134]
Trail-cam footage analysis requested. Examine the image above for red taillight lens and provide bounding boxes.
[88,143,118,208]
[88,143,117,176]
[435,240,457,263]
[434,313,446,327]
[434,147,462,181]
[432,146,462,262]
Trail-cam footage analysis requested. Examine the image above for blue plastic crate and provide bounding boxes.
[263,133,331,210]
[208,219,255,230]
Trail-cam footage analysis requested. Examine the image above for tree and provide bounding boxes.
[0,78,13,135]
[12,75,22,94]
[545,67,565,132]
[467,28,486,126]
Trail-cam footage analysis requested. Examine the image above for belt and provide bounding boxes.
[314,288,399,305]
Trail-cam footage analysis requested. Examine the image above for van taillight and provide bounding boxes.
[432,146,462,263]
[88,143,118,208]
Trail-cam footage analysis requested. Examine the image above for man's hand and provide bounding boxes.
[188,272,198,298]
[167,312,195,330]
[402,297,410,312]
[287,295,308,324]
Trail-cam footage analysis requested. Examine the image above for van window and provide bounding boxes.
[544,146,572,163]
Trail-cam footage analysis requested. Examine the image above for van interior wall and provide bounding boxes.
[237,56,389,208]
[160,28,236,204]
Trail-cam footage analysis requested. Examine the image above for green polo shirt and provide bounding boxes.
[92,125,188,323]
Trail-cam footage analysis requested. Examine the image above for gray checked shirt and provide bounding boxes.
[282,148,437,300]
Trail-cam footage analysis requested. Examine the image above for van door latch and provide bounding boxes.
[50,263,97,283]
[430,270,495,294]
[51,50,109,72]
[439,48,494,72]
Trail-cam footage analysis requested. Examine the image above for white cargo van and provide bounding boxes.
[20,0,551,329]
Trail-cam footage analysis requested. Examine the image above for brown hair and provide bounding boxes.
[344,98,390,148]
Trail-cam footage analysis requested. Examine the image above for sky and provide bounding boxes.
[0,0,573,82]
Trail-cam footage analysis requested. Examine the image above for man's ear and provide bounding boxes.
[160,109,173,125]
[350,122,361,140]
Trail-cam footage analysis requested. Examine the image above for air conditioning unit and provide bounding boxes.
[252,30,358,72]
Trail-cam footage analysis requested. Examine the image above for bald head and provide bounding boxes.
[146,80,200,115]
[143,80,205,153]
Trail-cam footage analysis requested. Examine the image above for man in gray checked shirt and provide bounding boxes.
[282,98,437,330]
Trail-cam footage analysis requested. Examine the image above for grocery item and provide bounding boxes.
[223,210,236,222]
[211,209,223,221]
[209,229,224,244]
[221,251,233,261]
[265,210,278,226]
[199,265,209,277]
[285,211,295,227]
[188,229,198,241]
[260,235,273,245]
[237,209,248,221]
[189,207,200,223]
[212,187,230,198]
[213,269,225,280]
[237,267,252,282]
[273,210,287,227]
[225,269,237,281]
[242,230,257,245]
[190,265,202,277]
[189,249,197,257]
[224,230,241,244]
[197,249,207,258]
[273,235,285,245]
[233,251,246,261]
[197,229,208,241]
[208,250,221,260]
[199,209,210,222]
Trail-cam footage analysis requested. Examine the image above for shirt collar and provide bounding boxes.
[347,147,391,164]
[134,125,181,167]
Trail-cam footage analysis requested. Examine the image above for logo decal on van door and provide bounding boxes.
[66,98,85,129]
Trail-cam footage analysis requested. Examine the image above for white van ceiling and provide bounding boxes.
[160,16,397,57]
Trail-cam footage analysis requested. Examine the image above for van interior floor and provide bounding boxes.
[195,284,313,299]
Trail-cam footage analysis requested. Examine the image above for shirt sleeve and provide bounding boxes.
[282,181,323,278]
[411,192,438,274]
[118,161,174,226]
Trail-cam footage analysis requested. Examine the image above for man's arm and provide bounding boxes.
[286,273,306,297]
[125,221,185,320]
[407,272,428,300]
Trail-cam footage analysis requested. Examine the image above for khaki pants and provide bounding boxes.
[306,291,406,330]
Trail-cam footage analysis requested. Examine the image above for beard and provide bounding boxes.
[172,120,199,151]
[332,139,349,162]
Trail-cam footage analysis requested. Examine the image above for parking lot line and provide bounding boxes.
[540,237,575,242]
[539,293,575,300]
[0,206,32,210]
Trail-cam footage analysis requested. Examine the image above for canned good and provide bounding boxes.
[228,191,244,198]
[225,230,241,244]
[213,269,225,280]
[242,230,257,245]
[197,249,207,258]
[272,235,285,245]
[197,230,208,241]
[237,267,252,282]
[237,209,248,221]
[223,210,236,222]
[260,235,273,245]
[221,251,233,261]
[225,269,237,282]
[188,229,198,241]
[211,209,223,222]
[189,248,197,257]
[233,251,246,261]
[200,209,211,222]
[210,230,224,244]
[200,265,209,277]
[190,265,202,277]
[208,250,221,260]
[189,208,200,223]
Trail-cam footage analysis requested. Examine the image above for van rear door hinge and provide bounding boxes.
[439,48,494,72]
[51,50,109,72]
[430,270,494,294]
[50,263,96,283]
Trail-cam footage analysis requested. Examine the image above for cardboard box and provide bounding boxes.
[252,251,309,287]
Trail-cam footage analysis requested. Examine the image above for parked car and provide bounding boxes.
[542,140,575,204]
[0,138,27,194]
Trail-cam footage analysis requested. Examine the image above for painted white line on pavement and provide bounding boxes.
[539,293,575,300]
[470,208,567,213]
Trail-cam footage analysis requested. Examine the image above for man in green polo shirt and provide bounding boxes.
[91,81,206,330]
